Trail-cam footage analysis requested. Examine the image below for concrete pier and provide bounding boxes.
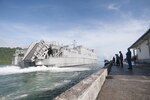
[96,64,150,100]
[54,64,112,100]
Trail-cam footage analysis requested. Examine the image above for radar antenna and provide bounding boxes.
[73,40,76,48]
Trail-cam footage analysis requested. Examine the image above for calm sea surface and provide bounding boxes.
[0,62,103,100]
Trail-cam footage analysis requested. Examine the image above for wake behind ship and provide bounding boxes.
[12,40,97,67]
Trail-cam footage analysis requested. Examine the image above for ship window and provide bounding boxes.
[19,54,24,57]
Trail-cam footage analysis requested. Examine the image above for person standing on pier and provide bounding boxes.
[119,51,123,67]
[126,48,132,69]
[112,56,115,65]
[115,54,120,66]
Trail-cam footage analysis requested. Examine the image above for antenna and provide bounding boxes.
[73,40,76,48]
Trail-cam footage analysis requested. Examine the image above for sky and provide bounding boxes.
[0,0,150,60]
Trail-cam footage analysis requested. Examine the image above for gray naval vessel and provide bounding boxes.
[12,40,97,67]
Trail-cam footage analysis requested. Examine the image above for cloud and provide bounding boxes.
[0,17,150,60]
[59,18,150,59]
[107,3,120,11]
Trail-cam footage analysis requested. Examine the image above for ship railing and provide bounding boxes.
[53,51,63,57]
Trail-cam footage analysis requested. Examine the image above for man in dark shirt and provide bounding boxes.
[126,48,132,69]
[115,54,120,66]
[48,47,53,57]
[112,57,115,65]
[119,51,123,67]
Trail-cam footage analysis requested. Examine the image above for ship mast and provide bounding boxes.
[73,40,76,48]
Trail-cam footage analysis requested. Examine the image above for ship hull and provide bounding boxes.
[35,57,97,67]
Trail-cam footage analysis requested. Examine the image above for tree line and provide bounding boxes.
[0,47,16,64]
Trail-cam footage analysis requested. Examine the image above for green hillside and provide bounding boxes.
[0,48,16,64]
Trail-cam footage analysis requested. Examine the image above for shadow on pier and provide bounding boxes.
[96,64,150,100]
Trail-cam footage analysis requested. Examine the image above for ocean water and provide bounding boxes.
[0,63,103,100]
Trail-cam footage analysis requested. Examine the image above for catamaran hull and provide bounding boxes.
[35,57,97,67]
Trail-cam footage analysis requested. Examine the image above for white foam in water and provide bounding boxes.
[13,94,28,99]
[0,65,90,75]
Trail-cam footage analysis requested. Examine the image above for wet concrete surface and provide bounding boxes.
[96,64,150,100]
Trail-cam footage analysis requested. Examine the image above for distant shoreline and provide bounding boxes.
[0,47,16,64]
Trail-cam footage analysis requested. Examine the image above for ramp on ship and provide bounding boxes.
[20,40,49,67]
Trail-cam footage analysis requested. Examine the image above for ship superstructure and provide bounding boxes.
[12,40,97,67]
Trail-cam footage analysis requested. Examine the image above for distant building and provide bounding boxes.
[130,29,150,63]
